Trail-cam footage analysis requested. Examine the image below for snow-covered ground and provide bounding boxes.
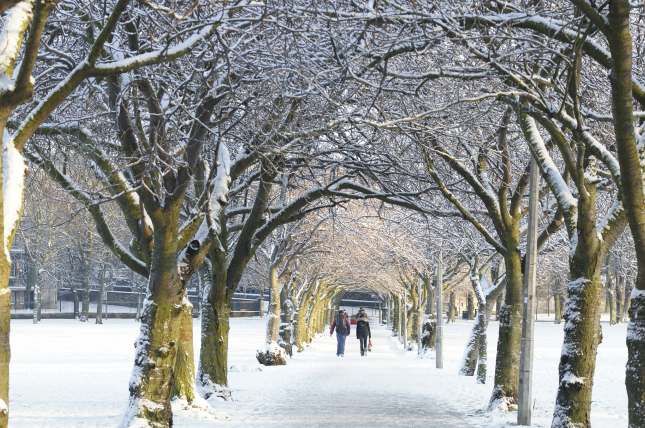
[8,317,627,427]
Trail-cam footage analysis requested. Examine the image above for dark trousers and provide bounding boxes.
[358,335,368,355]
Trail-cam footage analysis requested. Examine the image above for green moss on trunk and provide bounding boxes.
[490,248,522,409]
[0,278,10,428]
[198,286,230,392]
[171,300,195,403]
[551,184,603,428]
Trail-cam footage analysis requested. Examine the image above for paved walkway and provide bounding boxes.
[206,324,473,428]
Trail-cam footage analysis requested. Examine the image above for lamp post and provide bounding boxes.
[435,248,444,369]
[518,158,540,425]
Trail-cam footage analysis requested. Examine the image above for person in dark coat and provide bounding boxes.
[330,310,350,357]
[356,309,371,356]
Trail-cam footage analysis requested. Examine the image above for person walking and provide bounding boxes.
[330,309,350,357]
[356,308,371,356]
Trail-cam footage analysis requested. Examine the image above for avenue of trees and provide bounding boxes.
[0,1,644,428]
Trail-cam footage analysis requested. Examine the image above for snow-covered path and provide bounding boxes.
[204,324,473,428]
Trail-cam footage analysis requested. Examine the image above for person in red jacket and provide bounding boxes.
[330,310,351,357]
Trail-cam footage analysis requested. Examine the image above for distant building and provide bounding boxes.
[8,245,57,311]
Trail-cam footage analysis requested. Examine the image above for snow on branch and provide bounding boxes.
[458,12,645,103]
[195,143,232,243]
[90,5,236,76]
[0,0,33,86]
[1,129,25,259]
[517,110,577,235]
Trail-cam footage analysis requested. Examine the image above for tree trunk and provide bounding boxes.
[25,257,38,310]
[607,280,617,325]
[32,284,41,324]
[616,276,624,324]
[136,289,143,320]
[81,285,90,320]
[606,3,645,425]
[489,248,523,410]
[467,292,475,320]
[421,320,436,352]
[427,285,435,317]
[625,282,633,321]
[79,244,91,321]
[448,291,457,323]
[72,289,79,319]
[400,294,406,343]
[122,223,183,428]
[627,288,645,428]
[495,292,503,321]
[0,255,10,428]
[295,287,313,351]
[551,188,603,428]
[460,324,479,376]
[257,263,287,366]
[476,304,488,385]
[198,276,231,399]
[265,264,282,344]
[96,271,105,325]
[555,291,564,324]
[171,298,196,403]
[392,295,400,336]
[406,287,419,343]
[461,275,488,383]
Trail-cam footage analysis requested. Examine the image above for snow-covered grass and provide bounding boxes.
[413,319,627,427]
[8,317,627,427]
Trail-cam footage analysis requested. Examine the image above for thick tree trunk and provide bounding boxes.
[460,324,479,376]
[476,305,488,385]
[0,256,10,428]
[489,248,522,410]
[626,289,645,428]
[606,3,645,425]
[265,264,282,344]
[198,280,231,399]
[257,263,287,366]
[123,223,183,428]
[295,290,312,351]
[171,298,196,404]
[461,275,488,383]
[551,189,603,428]
[421,320,436,352]
[406,288,419,343]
